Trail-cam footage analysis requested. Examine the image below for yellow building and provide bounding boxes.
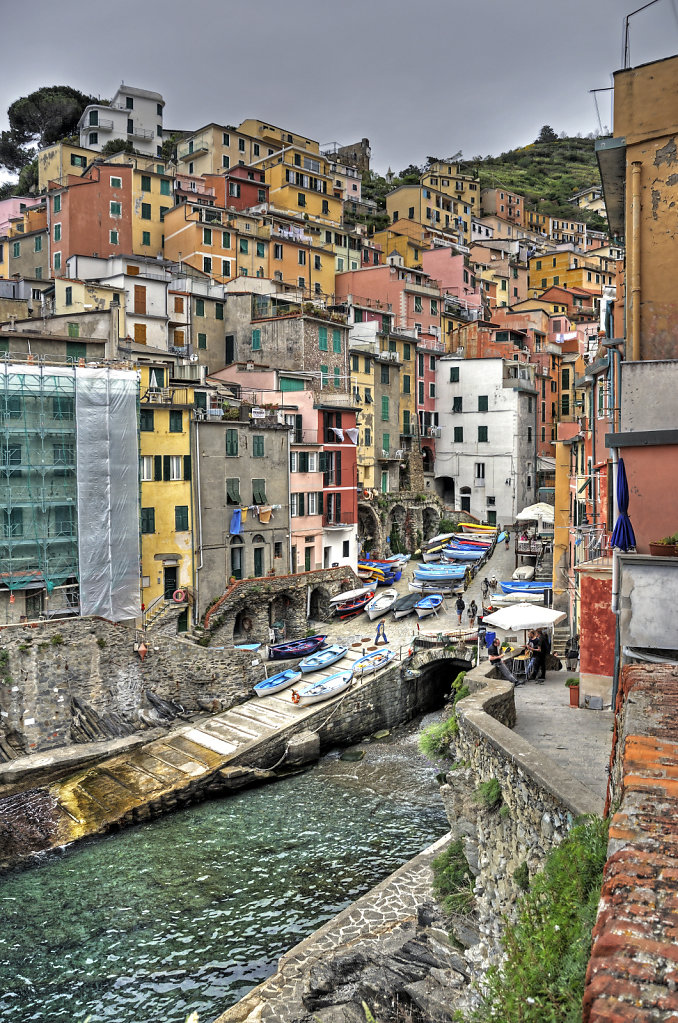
[237,119,319,154]
[257,147,343,225]
[421,161,479,241]
[175,120,318,179]
[349,344,377,490]
[385,162,478,245]
[37,140,96,190]
[163,202,238,281]
[371,226,428,268]
[528,250,616,295]
[138,361,195,619]
[52,277,126,331]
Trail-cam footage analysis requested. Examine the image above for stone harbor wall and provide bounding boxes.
[0,618,264,758]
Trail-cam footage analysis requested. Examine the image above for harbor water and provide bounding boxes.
[0,713,448,1023]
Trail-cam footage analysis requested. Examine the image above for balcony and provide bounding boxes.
[91,117,114,132]
[290,429,321,445]
[404,280,441,298]
[323,517,355,530]
[128,125,154,141]
[142,386,193,406]
[177,139,210,162]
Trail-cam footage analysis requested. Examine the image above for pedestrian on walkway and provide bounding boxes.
[565,634,579,672]
[536,628,550,681]
[467,599,478,628]
[488,638,522,685]
[505,531,510,550]
[455,594,465,625]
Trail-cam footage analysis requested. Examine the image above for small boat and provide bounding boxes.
[234,642,262,651]
[299,644,348,673]
[414,565,468,582]
[333,590,375,620]
[499,580,552,594]
[365,588,398,620]
[377,573,397,586]
[393,593,422,619]
[460,522,497,534]
[292,669,353,706]
[330,587,371,605]
[415,594,444,618]
[441,547,484,562]
[513,565,535,581]
[352,648,395,676]
[489,590,545,606]
[409,579,462,595]
[423,532,457,548]
[253,667,302,697]
[422,549,442,563]
[268,634,327,661]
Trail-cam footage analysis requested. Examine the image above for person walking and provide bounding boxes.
[536,628,550,681]
[467,599,478,628]
[565,634,580,672]
[505,531,510,550]
[455,594,466,625]
[488,638,522,685]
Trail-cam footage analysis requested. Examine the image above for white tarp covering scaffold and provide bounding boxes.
[76,367,141,621]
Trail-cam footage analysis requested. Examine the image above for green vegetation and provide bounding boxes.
[432,838,475,916]
[473,778,503,810]
[96,637,107,649]
[513,861,530,891]
[460,134,607,232]
[50,634,65,646]
[418,671,468,761]
[469,816,608,1023]
[0,648,10,685]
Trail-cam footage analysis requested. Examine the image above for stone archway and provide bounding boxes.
[435,476,455,505]
[422,506,440,541]
[358,501,382,558]
[233,606,255,640]
[269,591,296,633]
[309,586,331,622]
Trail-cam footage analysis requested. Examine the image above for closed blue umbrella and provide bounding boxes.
[610,457,636,552]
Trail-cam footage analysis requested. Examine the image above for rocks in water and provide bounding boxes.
[340,750,365,763]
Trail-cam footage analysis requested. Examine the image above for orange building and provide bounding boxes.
[48,164,134,276]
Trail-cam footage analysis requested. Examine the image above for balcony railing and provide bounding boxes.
[129,125,154,141]
[93,118,115,132]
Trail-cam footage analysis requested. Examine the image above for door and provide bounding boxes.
[304,546,312,572]
[324,546,331,569]
[163,566,178,598]
[291,545,298,573]
[461,494,471,513]
[487,510,497,526]
[254,546,264,577]
[381,471,388,494]
[231,544,243,580]
[177,608,188,633]
[225,335,235,365]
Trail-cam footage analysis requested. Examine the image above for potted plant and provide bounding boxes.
[649,534,678,556]
[565,677,580,708]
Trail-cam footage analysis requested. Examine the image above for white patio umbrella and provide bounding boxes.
[482,602,565,632]
[515,502,555,523]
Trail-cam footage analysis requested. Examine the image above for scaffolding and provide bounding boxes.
[1,366,79,596]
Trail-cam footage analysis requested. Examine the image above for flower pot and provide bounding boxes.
[649,542,678,556]
[569,684,580,708]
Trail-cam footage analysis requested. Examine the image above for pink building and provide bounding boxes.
[0,196,44,237]
[421,247,483,309]
[416,338,443,473]
[335,262,442,339]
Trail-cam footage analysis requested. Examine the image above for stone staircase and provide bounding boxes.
[552,626,570,658]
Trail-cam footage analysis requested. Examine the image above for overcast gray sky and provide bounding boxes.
[2,0,678,175]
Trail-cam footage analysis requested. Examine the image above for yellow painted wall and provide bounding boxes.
[37,141,95,190]
[53,278,126,333]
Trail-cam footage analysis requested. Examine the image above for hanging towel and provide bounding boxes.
[229,509,242,535]
[258,506,272,523]
[345,427,359,444]
[330,427,344,441]
[241,507,248,522]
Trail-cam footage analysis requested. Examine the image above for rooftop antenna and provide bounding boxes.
[622,0,662,68]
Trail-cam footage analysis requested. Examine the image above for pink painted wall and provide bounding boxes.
[621,445,678,553]
[421,248,482,306]
[0,196,43,236]
[579,573,615,677]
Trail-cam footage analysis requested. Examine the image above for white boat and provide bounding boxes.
[488,590,545,606]
[352,648,395,676]
[299,644,347,673]
[422,549,442,562]
[292,669,353,706]
[393,593,421,619]
[253,668,301,697]
[409,579,461,595]
[330,587,370,605]
[415,594,444,618]
[512,565,535,580]
[365,588,398,620]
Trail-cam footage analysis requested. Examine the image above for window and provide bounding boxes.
[253,479,266,503]
[226,429,239,456]
[140,409,154,431]
[414,296,422,313]
[222,155,230,169]
[429,382,436,398]
[474,462,485,480]
[197,332,206,350]
[527,427,532,442]
[142,231,151,246]
[314,254,321,270]
[320,364,328,387]
[450,366,460,383]
[453,396,463,413]
[256,241,265,258]
[89,132,98,146]
[478,394,488,412]
[110,230,119,245]
[141,508,155,534]
[175,505,189,531]
[63,285,72,307]
[160,179,170,196]
[430,299,438,315]
[140,202,151,220]
[251,328,261,350]
[274,243,283,260]
[318,326,328,351]
[110,201,122,217]
[561,393,570,416]
[53,194,61,213]
[140,174,151,192]
[166,455,182,480]
[203,256,212,274]
[169,410,183,432]
[332,329,341,353]
[238,138,246,153]
[12,240,20,258]
[454,426,463,443]
[195,299,204,317]
[239,238,248,254]
[382,433,390,453]
[562,368,570,390]
[253,435,264,457]
[298,249,306,266]
[478,425,488,442]
[53,443,74,473]
[403,374,411,394]
[140,456,153,482]
[226,478,240,504]
[222,259,231,276]
[381,395,389,420]
[297,192,306,207]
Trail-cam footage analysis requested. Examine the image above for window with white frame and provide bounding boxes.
[307,491,318,515]
[110,176,122,189]
[140,456,153,481]
[169,455,182,480]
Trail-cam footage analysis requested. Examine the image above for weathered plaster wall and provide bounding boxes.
[579,572,615,679]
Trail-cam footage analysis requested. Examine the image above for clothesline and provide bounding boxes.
[230,504,283,535]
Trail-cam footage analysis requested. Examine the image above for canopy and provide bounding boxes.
[515,502,555,523]
[609,457,636,552]
[481,601,566,631]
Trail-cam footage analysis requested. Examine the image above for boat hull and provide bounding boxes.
[299,644,348,673]
[253,668,301,697]
[415,595,443,618]
[268,634,327,661]
[352,649,395,675]
[365,588,398,620]
[295,670,353,706]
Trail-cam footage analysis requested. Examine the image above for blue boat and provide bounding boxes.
[415,594,444,618]
[414,565,467,582]
[268,634,327,661]
[292,669,353,706]
[441,547,484,561]
[499,580,552,594]
[299,644,348,673]
[235,642,263,651]
[253,667,302,697]
[352,648,395,676]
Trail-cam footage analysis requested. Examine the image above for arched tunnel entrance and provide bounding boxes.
[412,655,475,714]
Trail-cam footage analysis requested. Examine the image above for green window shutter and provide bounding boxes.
[478,425,488,442]
[198,333,207,349]
[318,327,328,351]
[154,455,162,481]
[298,492,305,517]
[215,303,224,320]
[332,329,341,353]
[252,328,261,350]
[141,175,151,191]
[226,478,240,504]
[140,409,154,431]
[403,375,410,394]
[226,429,239,456]
[381,395,389,420]
[194,391,207,410]
[183,454,191,480]
[66,341,86,360]
[169,410,183,432]
[142,231,151,246]
[320,364,328,387]
[253,435,264,457]
[298,451,309,473]
[160,179,171,195]
[403,409,410,433]
[334,367,340,388]
[383,433,390,453]
[163,455,171,481]
[253,479,266,503]
[454,427,463,442]
[175,505,189,531]
[141,203,151,219]
[317,491,323,515]
[478,395,488,412]
[141,508,155,534]
[195,299,204,316]
[280,377,304,392]
[336,450,342,484]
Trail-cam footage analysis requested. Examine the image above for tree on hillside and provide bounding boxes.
[536,125,558,143]
[0,85,97,177]
[100,138,138,158]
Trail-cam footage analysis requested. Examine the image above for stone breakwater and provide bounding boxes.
[218,661,606,1023]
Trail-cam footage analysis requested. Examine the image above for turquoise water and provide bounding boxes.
[0,736,447,1023]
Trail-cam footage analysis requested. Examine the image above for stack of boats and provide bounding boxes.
[357,553,410,587]
[488,578,553,605]
[254,639,395,706]
[411,525,500,595]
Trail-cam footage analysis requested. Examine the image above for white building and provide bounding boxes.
[78,84,165,158]
[434,356,537,526]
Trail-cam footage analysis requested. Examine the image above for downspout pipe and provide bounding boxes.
[630,162,642,362]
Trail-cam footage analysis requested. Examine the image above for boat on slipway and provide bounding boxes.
[253,668,302,697]
[331,589,375,620]
[365,588,399,620]
[299,644,348,673]
[268,635,327,661]
[352,648,395,676]
[393,593,422,619]
[292,669,353,706]
[415,594,444,619]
